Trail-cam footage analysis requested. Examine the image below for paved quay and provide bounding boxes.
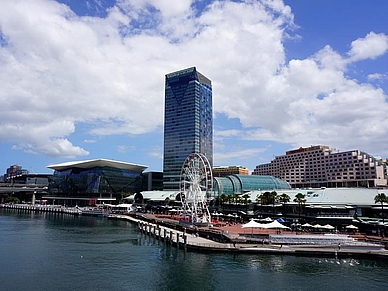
[2,204,387,259]
[110,213,388,260]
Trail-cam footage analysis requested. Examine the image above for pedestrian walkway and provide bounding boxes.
[109,213,388,259]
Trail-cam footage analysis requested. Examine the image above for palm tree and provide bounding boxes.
[278,193,291,217]
[374,192,388,223]
[269,191,278,216]
[258,192,271,216]
[233,193,240,204]
[220,194,227,207]
[256,194,263,216]
[227,194,233,212]
[242,193,250,213]
[260,192,271,205]
[293,193,306,221]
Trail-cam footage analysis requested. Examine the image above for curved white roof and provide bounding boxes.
[305,188,383,206]
[47,158,148,173]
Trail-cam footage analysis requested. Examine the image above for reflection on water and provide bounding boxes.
[1,208,388,291]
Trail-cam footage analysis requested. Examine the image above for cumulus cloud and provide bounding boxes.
[0,0,387,163]
[347,32,388,62]
[368,73,388,82]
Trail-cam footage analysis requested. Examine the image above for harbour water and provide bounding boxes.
[1,208,388,291]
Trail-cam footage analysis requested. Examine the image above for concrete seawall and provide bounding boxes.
[0,203,82,214]
[109,213,388,260]
[2,204,388,260]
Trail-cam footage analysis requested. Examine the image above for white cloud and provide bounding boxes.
[118,0,193,18]
[83,139,96,143]
[39,138,89,158]
[148,145,163,159]
[367,73,388,82]
[347,32,388,62]
[214,147,268,168]
[0,0,387,163]
[116,145,136,153]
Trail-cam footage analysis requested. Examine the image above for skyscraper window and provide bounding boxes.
[163,67,213,190]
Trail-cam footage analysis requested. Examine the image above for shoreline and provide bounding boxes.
[2,204,388,260]
[111,213,388,260]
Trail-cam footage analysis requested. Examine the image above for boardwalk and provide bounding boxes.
[110,213,388,259]
[2,204,387,259]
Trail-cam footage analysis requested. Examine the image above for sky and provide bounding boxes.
[0,0,387,175]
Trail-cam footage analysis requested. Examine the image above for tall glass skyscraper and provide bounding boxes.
[163,67,213,190]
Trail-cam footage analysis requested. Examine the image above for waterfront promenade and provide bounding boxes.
[2,203,388,259]
[112,213,388,260]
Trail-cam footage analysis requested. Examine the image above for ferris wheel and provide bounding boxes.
[180,153,213,225]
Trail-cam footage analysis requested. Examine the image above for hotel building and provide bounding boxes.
[163,67,213,190]
[252,145,386,188]
[213,166,249,177]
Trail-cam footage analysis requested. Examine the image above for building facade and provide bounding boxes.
[1,165,29,182]
[213,166,249,177]
[163,67,213,190]
[46,159,147,206]
[213,174,291,197]
[252,145,386,188]
[141,171,163,191]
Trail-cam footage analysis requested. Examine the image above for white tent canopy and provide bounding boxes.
[264,220,291,230]
[242,220,263,229]
[242,219,290,230]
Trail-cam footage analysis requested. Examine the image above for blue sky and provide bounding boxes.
[0,0,387,175]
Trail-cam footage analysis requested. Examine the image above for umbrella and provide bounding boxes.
[322,224,335,230]
[313,224,323,228]
[346,224,358,229]
[301,223,312,227]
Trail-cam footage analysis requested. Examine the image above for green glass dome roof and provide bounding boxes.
[213,174,290,196]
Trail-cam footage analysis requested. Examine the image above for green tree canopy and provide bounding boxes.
[374,192,388,223]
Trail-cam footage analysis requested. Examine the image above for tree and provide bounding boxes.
[278,193,291,217]
[293,193,306,221]
[227,194,233,212]
[374,193,388,224]
[5,196,19,204]
[270,191,278,216]
[258,191,278,216]
[220,194,227,204]
[260,192,272,205]
[242,193,250,213]
[233,193,240,204]
[256,194,263,216]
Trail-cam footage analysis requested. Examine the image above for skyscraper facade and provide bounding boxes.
[163,67,213,190]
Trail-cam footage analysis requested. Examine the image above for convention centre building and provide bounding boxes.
[45,159,148,206]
